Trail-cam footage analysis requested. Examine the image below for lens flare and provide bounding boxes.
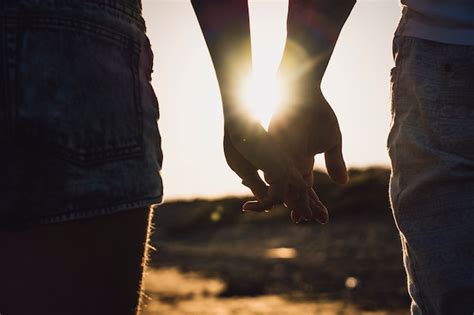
[240,73,286,128]
[265,247,298,259]
[237,0,289,128]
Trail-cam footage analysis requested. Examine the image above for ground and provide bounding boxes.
[142,168,410,315]
[142,268,408,315]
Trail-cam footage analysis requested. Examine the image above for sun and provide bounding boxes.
[239,0,289,129]
[240,72,286,128]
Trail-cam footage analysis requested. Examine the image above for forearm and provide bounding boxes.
[279,0,356,90]
[191,0,253,124]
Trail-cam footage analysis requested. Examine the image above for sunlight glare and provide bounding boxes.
[265,247,297,259]
[241,0,288,128]
[240,73,285,128]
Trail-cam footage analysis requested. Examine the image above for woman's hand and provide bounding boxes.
[223,115,310,213]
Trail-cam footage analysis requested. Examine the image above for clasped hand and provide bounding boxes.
[224,88,348,224]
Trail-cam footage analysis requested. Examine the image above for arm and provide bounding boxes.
[191,0,252,122]
[269,0,355,222]
[191,0,308,211]
[279,0,356,90]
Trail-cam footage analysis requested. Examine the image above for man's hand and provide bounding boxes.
[268,87,348,223]
[263,0,355,223]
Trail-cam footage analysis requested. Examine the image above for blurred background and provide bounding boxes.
[140,1,409,314]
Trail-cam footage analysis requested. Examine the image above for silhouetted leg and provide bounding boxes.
[0,208,153,315]
[388,36,474,314]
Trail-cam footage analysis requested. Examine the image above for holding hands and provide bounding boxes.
[223,85,347,224]
[191,0,355,224]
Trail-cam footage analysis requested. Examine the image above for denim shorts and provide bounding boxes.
[0,0,163,228]
[388,36,474,314]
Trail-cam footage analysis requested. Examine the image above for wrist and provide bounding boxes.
[224,112,261,137]
[273,86,332,123]
[277,42,328,102]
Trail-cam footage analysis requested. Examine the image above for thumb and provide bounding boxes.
[324,142,348,184]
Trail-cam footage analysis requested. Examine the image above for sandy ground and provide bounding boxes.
[145,169,410,314]
[141,268,409,315]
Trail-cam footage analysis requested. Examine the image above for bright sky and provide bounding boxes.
[142,0,402,200]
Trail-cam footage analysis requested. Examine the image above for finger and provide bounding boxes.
[241,168,287,212]
[229,122,291,187]
[224,135,274,212]
[324,142,348,184]
[242,173,281,212]
[241,173,276,212]
[226,122,307,213]
[297,156,315,187]
[288,167,311,191]
[290,209,301,224]
[224,132,270,202]
[267,174,288,204]
[265,163,308,199]
[285,186,312,224]
[244,177,286,213]
[241,173,268,202]
[242,199,275,212]
[289,204,311,224]
[224,132,257,178]
[309,189,329,224]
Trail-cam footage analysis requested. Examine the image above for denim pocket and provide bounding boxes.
[16,15,143,165]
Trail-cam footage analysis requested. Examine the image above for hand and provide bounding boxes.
[223,116,309,212]
[268,87,348,223]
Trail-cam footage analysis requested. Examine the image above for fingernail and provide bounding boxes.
[317,217,328,225]
[242,202,253,212]
[290,211,298,224]
[316,212,329,224]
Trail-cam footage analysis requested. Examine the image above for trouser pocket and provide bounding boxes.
[15,14,143,165]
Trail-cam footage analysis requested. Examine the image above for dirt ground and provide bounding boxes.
[144,169,411,315]
[142,268,409,315]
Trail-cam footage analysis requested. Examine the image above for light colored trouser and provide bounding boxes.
[388,36,474,315]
